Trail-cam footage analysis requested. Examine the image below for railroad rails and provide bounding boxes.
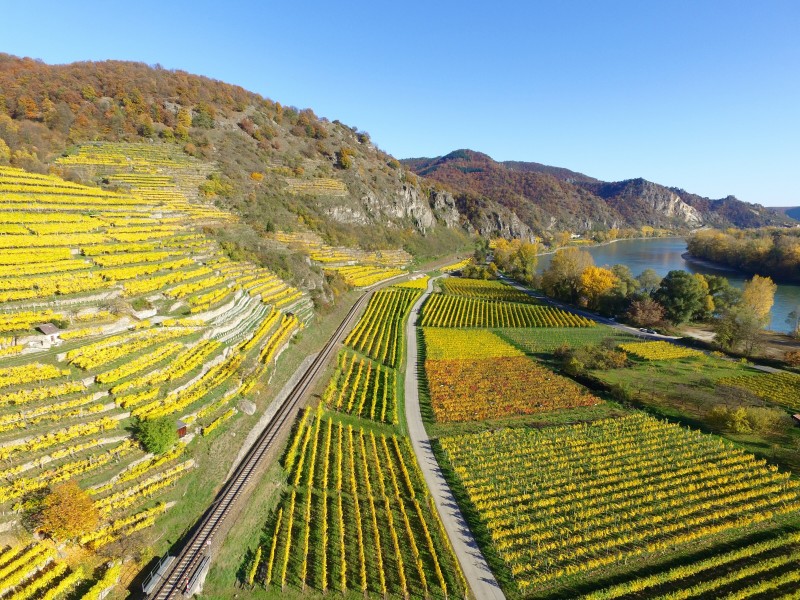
[145,288,376,599]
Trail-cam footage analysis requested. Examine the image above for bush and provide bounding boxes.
[571,344,628,370]
[136,416,178,454]
[708,404,788,434]
[784,349,800,367]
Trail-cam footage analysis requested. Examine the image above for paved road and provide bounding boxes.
[403,277,506,600]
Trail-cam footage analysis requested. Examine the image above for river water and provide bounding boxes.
[536,237,800,333]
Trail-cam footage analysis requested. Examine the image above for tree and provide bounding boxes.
[714,306,765,356]
[473,237,490,264]
[136,416,178,454]
[784,349,800,367]
[705,274,741,315]
[654,270,707,324]
[715,275,777,355]
[39,480,99,540]
[540,247,594,303]
[692,274,714,321]
[637,268,662,295]
[740,275,777,323]
[553,231,572,248]
[192,102,215,128]
[626,297,666,327]
[580,266,617,309]
[610,265,639,297]
[599,264,640,315]
[493,239,540,285]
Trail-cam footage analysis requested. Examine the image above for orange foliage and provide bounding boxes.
[425,356,599,422]
[39,480,99,540]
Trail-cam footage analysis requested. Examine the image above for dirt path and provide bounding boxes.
[403,276,506,600]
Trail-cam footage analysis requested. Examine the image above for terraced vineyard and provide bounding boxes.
[0,540,104,598]
[439,414,800,595]
[285,177,349,197]
[325,264,405,287]
[0,145,311,593]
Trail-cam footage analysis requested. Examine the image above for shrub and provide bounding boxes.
[708,405,788,434]
[784,349,800,367]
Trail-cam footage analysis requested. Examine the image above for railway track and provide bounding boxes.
[145,288,375,599]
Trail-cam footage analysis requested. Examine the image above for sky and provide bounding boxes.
[3,1,799,206]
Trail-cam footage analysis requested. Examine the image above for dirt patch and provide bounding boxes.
[679,323,800,361]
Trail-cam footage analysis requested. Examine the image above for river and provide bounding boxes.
[536,237,800,334]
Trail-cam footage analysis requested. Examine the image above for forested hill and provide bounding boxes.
[0,53,470,257]
[403,150,795,233]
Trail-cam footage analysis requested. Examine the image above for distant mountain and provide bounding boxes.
[770,207,800,221]
[403,150,793,235]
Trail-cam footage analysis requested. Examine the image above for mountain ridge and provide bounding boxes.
[402,150,794,235]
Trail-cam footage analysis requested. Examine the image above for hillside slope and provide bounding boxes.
[404,150,793,235]
[0,54,469,259]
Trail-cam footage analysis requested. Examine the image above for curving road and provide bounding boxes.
[403,277,506,600]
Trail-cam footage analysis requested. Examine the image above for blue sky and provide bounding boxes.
[3,1,799,206]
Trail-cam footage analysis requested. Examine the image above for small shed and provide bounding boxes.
[792,414,800,427]
[176,420,188,439]
[35,323,62,345]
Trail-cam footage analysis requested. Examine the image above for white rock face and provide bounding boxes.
[654,192,704,227]
[323,183,462,234]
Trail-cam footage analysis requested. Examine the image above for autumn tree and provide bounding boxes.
[0,138,9,165]
[541,247,594,303]
[493,238,540,285]
[692,274,715,321]
[553,231,572,248]
[38,480,99,540]
[704,274,741,315]
[740,275,777,323]
[626,297,666,327]
[473,237,490,264]
[580,266,617,309]
[715,275,777,355]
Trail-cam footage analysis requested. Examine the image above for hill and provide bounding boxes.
[0,53,470,267]
[403,150,793,235]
